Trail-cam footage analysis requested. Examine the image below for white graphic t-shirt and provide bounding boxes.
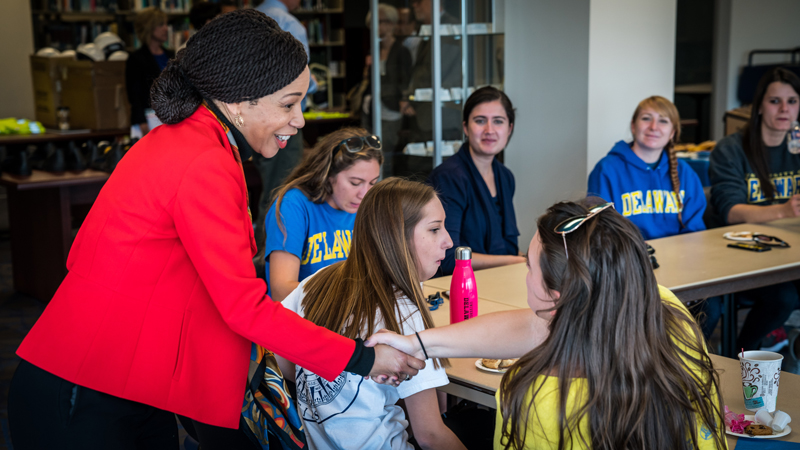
[282,278,449,450]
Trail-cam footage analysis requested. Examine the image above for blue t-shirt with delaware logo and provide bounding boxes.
[264,188,355,295]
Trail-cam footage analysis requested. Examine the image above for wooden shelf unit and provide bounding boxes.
[294,0,348,111]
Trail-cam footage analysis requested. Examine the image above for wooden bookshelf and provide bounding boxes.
[294,0,348,111]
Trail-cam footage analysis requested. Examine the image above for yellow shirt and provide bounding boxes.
[493,286,726,449]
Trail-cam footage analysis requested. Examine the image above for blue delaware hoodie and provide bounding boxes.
[587,140,706,240]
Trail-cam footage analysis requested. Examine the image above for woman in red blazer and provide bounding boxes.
[9,10,423,450]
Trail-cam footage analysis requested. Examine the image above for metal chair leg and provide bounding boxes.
[721,294,737,357]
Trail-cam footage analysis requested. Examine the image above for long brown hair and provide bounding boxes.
[272,127,383,237]
[742,67,800,200]
[499,200,724,450]
[632,96,684,227]
[302,178,446,368]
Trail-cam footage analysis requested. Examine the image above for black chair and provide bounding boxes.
[737,48,800,105]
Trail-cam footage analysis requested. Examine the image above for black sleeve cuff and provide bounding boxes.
[344,338,374,376]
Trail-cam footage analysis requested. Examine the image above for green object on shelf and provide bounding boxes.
[302,111,351,120]
[0,118,45,135]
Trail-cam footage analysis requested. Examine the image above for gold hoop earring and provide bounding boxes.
[233,114,244,128]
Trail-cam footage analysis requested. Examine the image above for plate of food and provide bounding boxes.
[723,231,756,241]
[476,358,518,374]
[725,415,792,439]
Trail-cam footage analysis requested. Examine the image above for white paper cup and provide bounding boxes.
[754,409,773,426]
[771,410,791,432]
[739,351,783,412]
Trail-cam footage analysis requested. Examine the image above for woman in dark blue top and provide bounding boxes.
[428,86,524,276]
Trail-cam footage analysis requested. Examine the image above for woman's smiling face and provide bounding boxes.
[630,106,675,153]
[235,67,309,158]
[463,100,513,159]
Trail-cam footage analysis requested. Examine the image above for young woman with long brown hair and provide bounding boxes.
[238,128,385,449]
[274,178,467,450]
[263,127,383,302]
[711,67,800,224]
[588,96,706,239]
[707,67,800,351]
[368,200,726,450]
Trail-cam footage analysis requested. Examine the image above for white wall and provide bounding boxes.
[504,0,677,247]
[586,0,677,173]
[711,0,800,138]
[504,0,591,246]
[0,1,35,119]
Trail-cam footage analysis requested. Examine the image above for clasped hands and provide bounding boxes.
[366,330,424,387]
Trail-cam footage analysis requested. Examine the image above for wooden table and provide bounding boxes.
[648,219,800,302]
[425,264,527,308]
[650,219,800,357]
[0,169,109,300]
[421,287,800,446]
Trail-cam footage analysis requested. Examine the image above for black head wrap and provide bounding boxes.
[150,9,307,124]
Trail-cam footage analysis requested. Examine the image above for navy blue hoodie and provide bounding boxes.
[588,140,706,240]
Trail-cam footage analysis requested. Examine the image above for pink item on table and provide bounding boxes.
[724,405,753,434]
[450,247,478,324]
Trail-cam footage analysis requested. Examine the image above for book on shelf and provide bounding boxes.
[303,19,343,45]
[300,0,342,10]
[139,3,194,14]
[166,23,191,50]
[40,0,190,13]
[132,0,190,12]
[45,0,121,12]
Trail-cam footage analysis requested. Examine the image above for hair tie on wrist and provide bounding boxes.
[415,331,429,360]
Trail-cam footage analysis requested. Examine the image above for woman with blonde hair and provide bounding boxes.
[368,199,726,450]
[588,95,706,239]
[126,6,173,136]
[264,126,383,302]
[274,177,467,450]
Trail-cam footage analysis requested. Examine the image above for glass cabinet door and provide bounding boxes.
[365,0,504,179]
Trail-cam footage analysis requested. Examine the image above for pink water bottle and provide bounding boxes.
[450,246,478,323]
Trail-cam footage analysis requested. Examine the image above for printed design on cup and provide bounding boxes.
[741,360,760,389]
[743,384,758,400]
[739,354,782,412]
[741,361,766,409]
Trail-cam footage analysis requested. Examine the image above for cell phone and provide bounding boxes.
[727,242,771,252]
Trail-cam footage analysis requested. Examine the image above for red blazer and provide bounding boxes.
[17,107,354,428]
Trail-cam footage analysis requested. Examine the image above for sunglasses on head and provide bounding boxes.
[553,202,615,259]
[333,135,382,157]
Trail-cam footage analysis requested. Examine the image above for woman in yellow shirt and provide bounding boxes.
[368,200,726,450]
